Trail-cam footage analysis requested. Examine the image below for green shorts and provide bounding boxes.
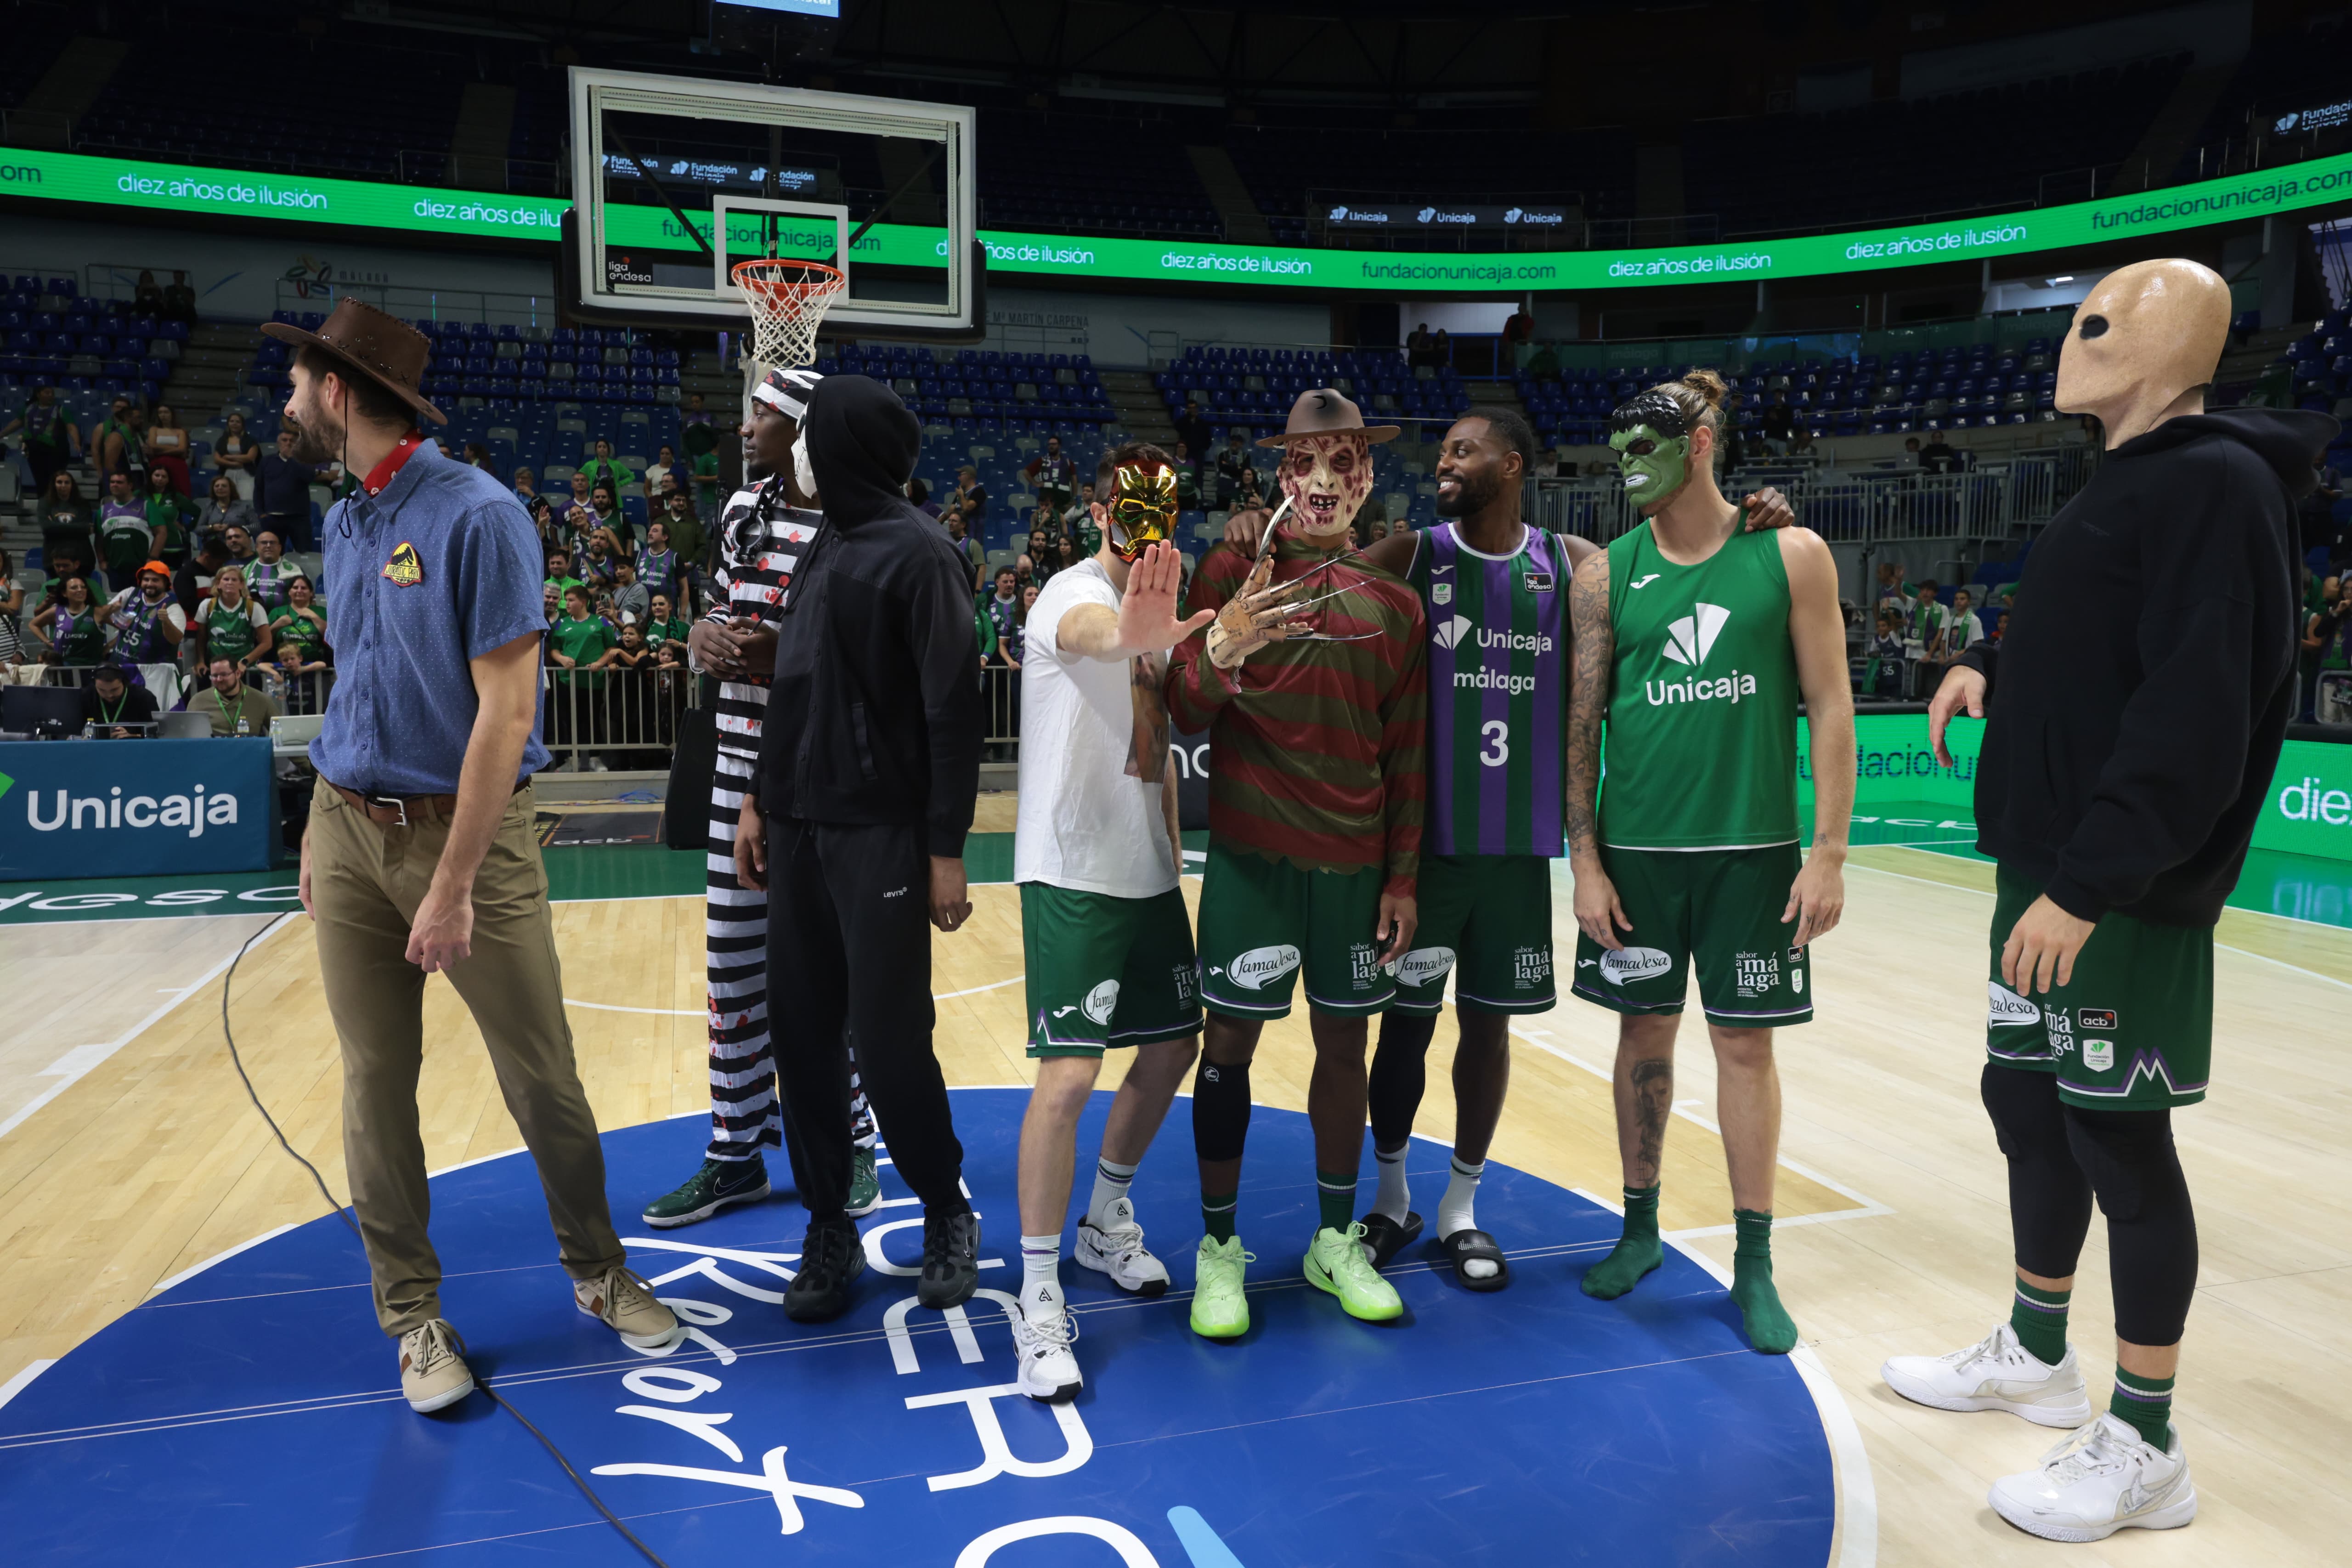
[1985,864,2211,1109]
[1393,854,1558,1015]
[1570,843,1812,1026]
[1195,843,1393,1019]
[1020,882,1203,1058]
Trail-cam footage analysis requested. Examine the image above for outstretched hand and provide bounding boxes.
[1205,549,1315,669]
[1118,541,1216,652]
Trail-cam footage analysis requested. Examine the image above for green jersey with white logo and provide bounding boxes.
[1599,515,1798,850]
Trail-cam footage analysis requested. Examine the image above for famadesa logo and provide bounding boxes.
[1988,981,2041,1026]
[1081,978,1121,1025]
[25,781,239,838]
[1645,600,1757,707]
[1224,945,1301,991]
[1396,946,1457,989]
[1599,946,1672,986]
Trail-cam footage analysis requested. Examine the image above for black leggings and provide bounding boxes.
[1980,1064,2199,1346]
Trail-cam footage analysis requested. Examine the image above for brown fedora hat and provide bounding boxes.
[1255,386,1400,449]
[260,299,446,426]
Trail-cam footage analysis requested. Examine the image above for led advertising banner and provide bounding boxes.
[6,144,2350,293]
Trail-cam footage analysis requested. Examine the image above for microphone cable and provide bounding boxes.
[216,915,674,1568]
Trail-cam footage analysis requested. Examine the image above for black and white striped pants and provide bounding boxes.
[707,748,876,1162]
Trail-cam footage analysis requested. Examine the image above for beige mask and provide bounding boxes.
[2055,259,2230,447]
[1277,431,1374,539]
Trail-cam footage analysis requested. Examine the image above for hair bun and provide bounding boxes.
[1680,368,1731,410]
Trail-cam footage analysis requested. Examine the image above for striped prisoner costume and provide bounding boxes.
[700,472,877,1160]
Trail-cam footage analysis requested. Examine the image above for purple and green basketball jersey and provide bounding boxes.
[1407,522,1570,858]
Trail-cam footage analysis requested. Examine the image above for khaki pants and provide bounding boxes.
[308,776,626,1337]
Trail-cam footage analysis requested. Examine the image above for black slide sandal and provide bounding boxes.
[1356,1210,1423,1269]
[1440,1229,1511,1292]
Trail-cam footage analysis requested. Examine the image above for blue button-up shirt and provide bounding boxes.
[311,439,550,794]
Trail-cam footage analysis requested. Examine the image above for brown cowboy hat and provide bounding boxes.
[259,299,446,426]
[1255,387,1400,449]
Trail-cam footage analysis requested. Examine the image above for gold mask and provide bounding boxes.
[1108,462,1179,560]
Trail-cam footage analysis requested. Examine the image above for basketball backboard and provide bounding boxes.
[565,68,980,341]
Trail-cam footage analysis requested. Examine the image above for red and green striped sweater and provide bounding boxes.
[1166,534,1428,898]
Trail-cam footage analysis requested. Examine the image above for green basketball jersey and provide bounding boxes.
[1599,516,1798,850]
[202,599,260,664]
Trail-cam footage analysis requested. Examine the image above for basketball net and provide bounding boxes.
[734,257,845,415]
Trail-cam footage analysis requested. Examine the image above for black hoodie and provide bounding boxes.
[757,376,982,855]
[1958,406,2338,926]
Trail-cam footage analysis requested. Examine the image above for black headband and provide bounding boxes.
[1608,390,1691,438]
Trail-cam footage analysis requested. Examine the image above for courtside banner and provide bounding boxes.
[0,738,277,879]
[5,145,2351,291]
[2256,736,2352,861]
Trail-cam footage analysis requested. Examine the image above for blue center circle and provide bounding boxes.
[0,1089,1839,1565]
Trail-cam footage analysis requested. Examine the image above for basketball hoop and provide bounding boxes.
[732,258,846,369]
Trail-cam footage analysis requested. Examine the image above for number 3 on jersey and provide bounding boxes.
[1480,719,1510,768]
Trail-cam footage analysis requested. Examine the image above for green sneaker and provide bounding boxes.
[1304,1223,1404,1322]
[845,1145,882,1218]
[1190,1234,1255,1340]
[641,1156,770,1228]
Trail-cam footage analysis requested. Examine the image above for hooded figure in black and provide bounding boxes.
[742,374,983,1321]
[1886,259,2341,1542]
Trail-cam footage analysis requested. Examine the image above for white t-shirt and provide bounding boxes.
[1013,559,1178,898]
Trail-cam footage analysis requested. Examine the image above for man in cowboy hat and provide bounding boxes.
[271,299,680,1415]
[1162,387,1428,1339]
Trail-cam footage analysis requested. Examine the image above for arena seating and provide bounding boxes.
[1515,337,2064,447]
[0,273,186,410]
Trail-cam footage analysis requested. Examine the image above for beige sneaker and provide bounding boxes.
[398,1319,475,1413]
[575,1264,685,1349]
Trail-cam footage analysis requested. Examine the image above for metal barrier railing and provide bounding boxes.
[540,664,703,770]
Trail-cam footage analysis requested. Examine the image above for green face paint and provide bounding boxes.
[1610,423,1689,506]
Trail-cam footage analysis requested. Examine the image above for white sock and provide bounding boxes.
[1086,1157,1138,1228]
[1019,1233,1063,1318]
[1372,1139,1412,1223]
[1438,1156,1483,1240]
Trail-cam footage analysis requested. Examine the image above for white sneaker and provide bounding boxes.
[1076,1199,1170,1298]
[1881,1322,2091,1427]
[1989,1412,2197,1542]
[1011,1303,1083,1402]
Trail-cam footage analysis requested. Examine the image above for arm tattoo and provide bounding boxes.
[1565,550,1613,859]
[1631,1056,1673,1186]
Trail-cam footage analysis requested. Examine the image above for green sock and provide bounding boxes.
[1202,1192,1237,1244]
[2110,1368,2175,1450]
[2009,1277,2071,1366]
[1316,1169,1356,1234]
[1730,1209,1798,1354]
[1581,1184,1663,1300]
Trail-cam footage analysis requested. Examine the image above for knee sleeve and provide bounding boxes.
[2065,1105,2199,1346]
[1192,1054,1253,1164]
[1981,1063,2094,1280]
[1368,1012,1438,1148]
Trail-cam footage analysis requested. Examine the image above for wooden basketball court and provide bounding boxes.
[1,796,2346,1564]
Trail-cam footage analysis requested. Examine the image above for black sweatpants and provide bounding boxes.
[765,815,969,1223]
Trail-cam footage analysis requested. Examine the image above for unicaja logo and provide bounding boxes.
[1329,204,1349,220]
[1662,603,1730,666]
[1504,207,1523,223]
[25,782,238,838]
[1417,206,1437,223]
[2276,776,2352,825]
[1227,945,1301,991]
[1432,614,1474,650]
